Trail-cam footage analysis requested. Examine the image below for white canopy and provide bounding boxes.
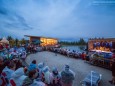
[0,37,9,44]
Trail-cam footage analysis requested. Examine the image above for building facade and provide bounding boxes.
[24,35,58,46]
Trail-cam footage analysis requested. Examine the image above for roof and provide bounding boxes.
[0,37,9,44]
[24,35,58,40]
[89,38,115,41]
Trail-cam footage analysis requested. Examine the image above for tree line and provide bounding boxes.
[58,38,87,45]
[0,36,87,46]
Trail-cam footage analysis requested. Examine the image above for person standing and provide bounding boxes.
[109,59,115,85]
[60,65,75,86]
[55,48,58,56]
[50,67,61,86]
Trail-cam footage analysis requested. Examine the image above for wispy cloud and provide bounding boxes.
[0,1,33,32]
[0,0,115,39]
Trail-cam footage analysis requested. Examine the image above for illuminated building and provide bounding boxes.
[24,35,58,46]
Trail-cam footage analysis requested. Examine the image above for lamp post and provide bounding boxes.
[91,71,93,86]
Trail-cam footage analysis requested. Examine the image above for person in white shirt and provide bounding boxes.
[42,66,51,85]
[11,67,27,86]
[50,67,61,86]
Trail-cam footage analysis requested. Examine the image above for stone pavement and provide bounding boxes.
[26,51,114,86]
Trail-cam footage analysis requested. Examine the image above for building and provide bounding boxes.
[88,38,115,52]
[24,35,58,46]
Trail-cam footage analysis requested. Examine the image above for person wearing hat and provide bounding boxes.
[22,70,37,86]
[60,65,75,86]
[28,60,37,71]
[42,66,51,86]
[10,67,28,86]
[38,62,45,79]
[50,67,61,86]
[2,62,16,81]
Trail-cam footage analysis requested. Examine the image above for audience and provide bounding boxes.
[38,62,45,79]
[3,62,16,79]
[60,65,75,86]
[109,59,115,85]
[50,67,61,86]
[42,66,51,86]
[22,70,37,86]
[0,46,78,86]
[28,60,37,71]
[11,67,27,86]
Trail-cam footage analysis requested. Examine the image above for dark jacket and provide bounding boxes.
[61,71,74,84]
[111,62,115,76]
[22,77,34,86]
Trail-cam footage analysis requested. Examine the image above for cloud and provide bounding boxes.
[0,0,115,40]
[0,7,8,15]
[0,1,33,32]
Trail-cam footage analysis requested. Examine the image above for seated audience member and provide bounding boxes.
[28,60,37,71]
[38,62,45,79]
[2,62,16,83]
[42,66,51,85]
[50,67,61,86]
[30,80,46,86]
[10,67,28,86]
[0,44,3,50]
[85,54,90,61]
[13,59,23,70]
[112,52,115,59]
[81,52,85,60]
[31,73,46,86]
[60,65,75,86]
[21,51,26,60]
[22,70,37,86]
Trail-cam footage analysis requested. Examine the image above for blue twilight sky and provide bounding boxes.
[0,0,115,40]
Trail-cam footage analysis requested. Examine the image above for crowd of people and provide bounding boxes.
[1,43,115,85]
[45,47,86,60]
[0,57,75,86]
[0,44,78,86]
[26,45,43,54]
[46,47,115,85]
[93,41,112,52]
[46,47,115,65]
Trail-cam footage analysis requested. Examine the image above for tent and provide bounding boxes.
[0,37,9,44]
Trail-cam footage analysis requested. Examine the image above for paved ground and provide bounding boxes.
[26,51,114,86]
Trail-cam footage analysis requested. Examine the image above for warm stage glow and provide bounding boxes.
[40,38,57,46]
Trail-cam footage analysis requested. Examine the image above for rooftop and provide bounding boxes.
[24,35,58,40]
